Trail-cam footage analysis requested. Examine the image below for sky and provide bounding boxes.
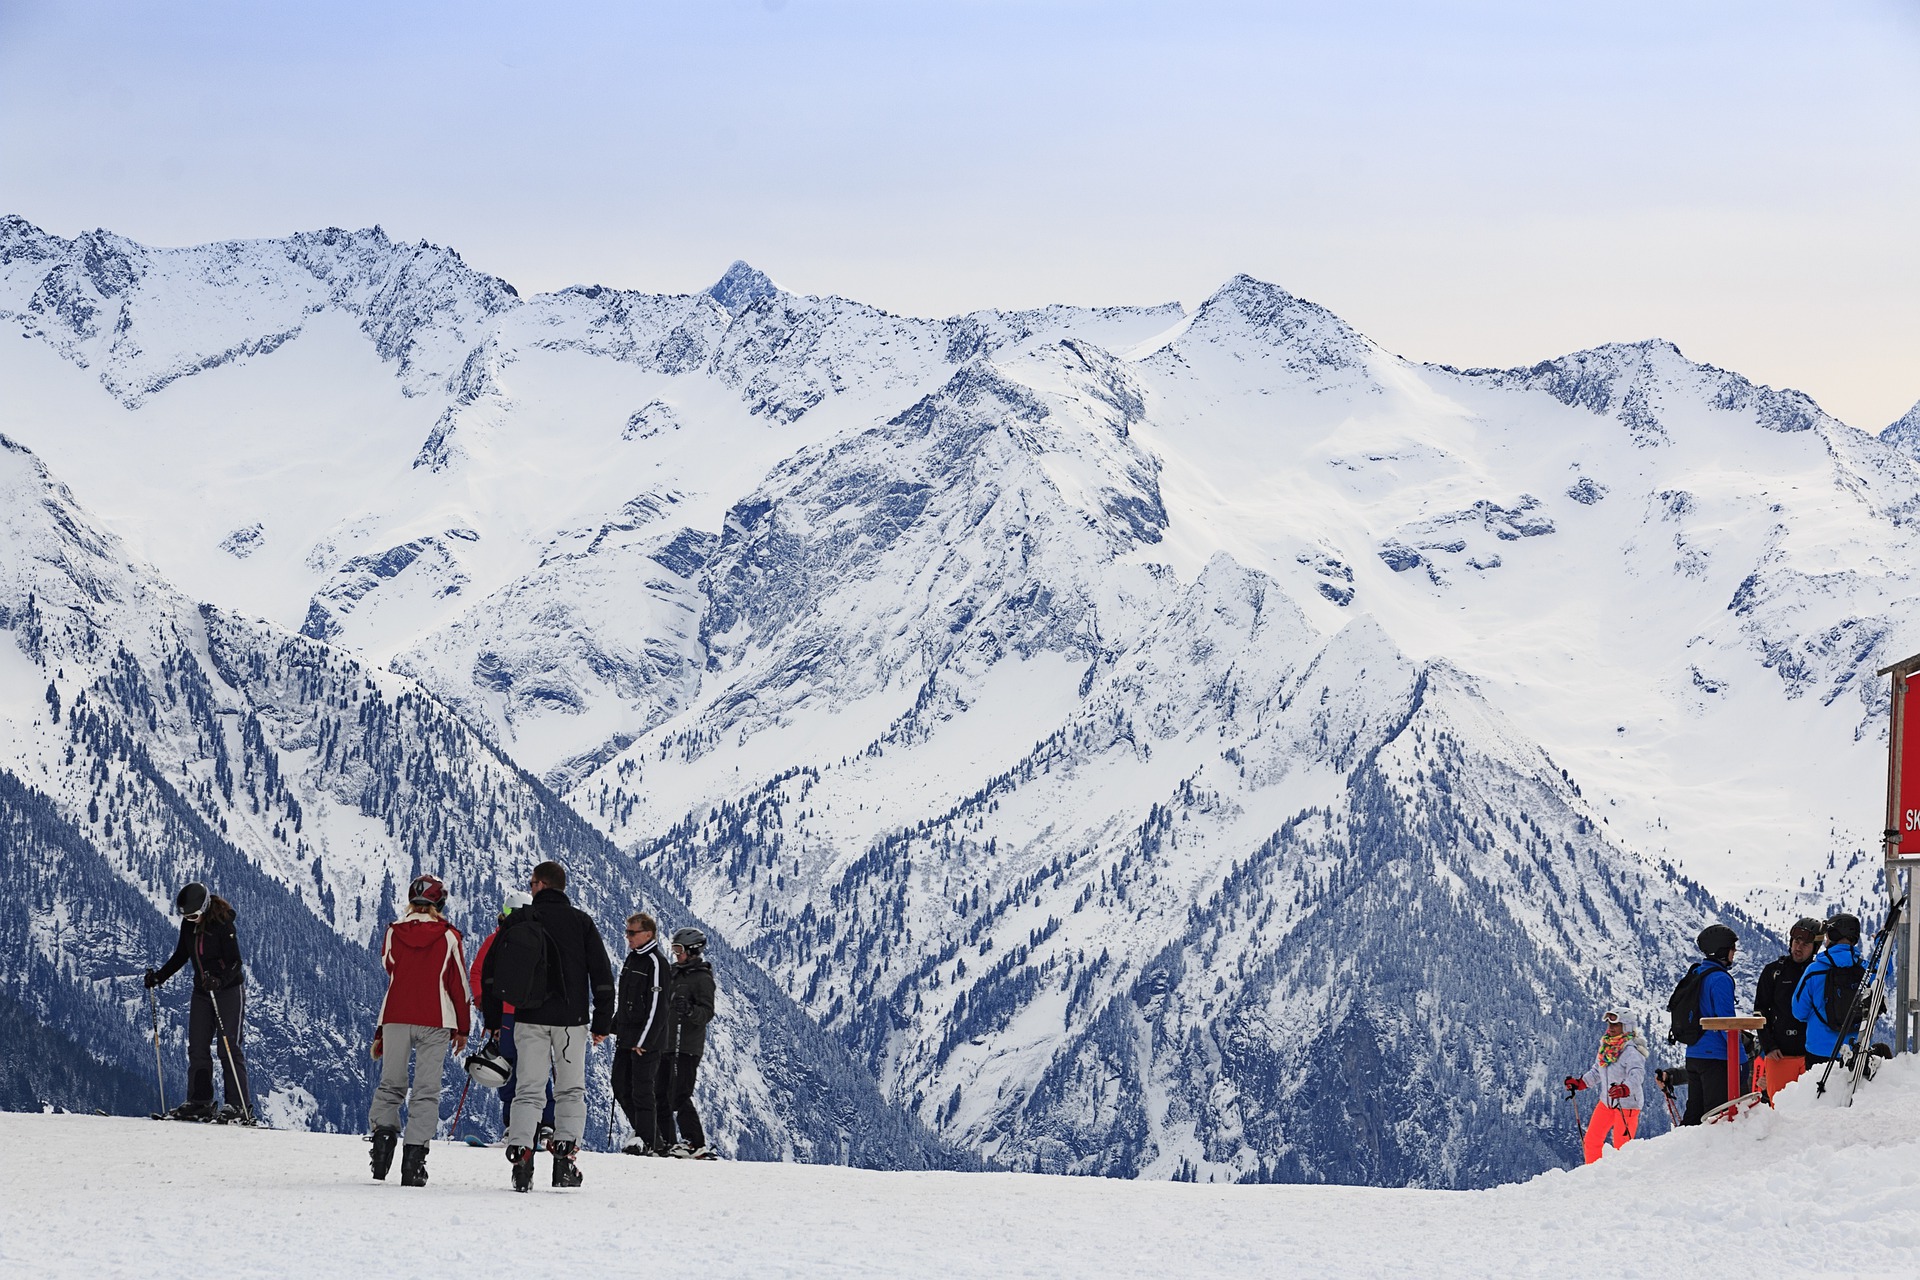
[1,0,1916,428]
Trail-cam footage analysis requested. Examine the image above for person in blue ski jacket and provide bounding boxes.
[1681,923,1747,1125]
[1792,913,1863,1063]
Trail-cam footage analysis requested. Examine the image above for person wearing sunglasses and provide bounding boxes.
[613,912,671,1154]
[1751,918,1822,1097]
[1564,1011,1647,1163]
[143,881,251,1123]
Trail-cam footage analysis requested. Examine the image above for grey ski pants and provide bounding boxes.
[369,1023,451,1146]
[508,1022,588,1148]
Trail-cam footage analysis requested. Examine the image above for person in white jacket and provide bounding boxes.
[1564,1012,1648,1164]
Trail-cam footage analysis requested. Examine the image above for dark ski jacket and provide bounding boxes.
[1753,953,1811,1057]
[616,938,671,1054]
[153,912,244,992]
[1683,960,1745,1063]
[1792,942,1860,1060]
[666,956,716,1059]
[480,888,614,1035]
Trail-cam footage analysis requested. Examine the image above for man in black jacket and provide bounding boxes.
[480,860,615,1191]
[657,926,717,1158]
[613,912,670,1154]
[1753,917,1821,1097]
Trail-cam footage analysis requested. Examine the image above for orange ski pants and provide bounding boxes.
[1754,1054,1806,1097]
[1583,1104,1639,1164]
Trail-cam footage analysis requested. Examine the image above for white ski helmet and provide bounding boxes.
[464,1046,512,1089]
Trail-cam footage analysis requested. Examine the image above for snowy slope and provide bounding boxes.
[7,1058,1917,1279]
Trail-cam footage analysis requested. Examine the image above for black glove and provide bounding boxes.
[142,968,161,989]
[670,994,690,1017]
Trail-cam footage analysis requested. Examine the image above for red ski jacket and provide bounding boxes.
[377,910,473,1031]
[469,929,517,1015]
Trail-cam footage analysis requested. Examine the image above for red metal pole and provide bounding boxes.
[1726,1029,1740,1103]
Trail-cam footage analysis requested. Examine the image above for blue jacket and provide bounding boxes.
[1792,943,1860,1060]
[1686,962,1746,1062]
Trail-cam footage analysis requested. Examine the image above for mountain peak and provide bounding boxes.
[708,260,779,313]
[1171,273,1377,378]
[1884,398,1920,457]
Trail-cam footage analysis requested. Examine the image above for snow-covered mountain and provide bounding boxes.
[0,429,961,1166]
[4,216,1915,1186]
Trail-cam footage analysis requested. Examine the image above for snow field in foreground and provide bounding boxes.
[5,1060,1917,1280]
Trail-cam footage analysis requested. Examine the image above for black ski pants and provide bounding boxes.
[1681,1055,1749,1125]
[188,983,249,1109]
[654,1052,704,1149]
[612,1046,661,1148]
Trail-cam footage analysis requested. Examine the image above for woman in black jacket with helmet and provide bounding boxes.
[144,882,253,1123]
[655,926,716,1158]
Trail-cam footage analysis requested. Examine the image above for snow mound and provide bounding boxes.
[5,1061,1916,1278]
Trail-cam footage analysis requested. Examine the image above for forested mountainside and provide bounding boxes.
[0,431,962,1167]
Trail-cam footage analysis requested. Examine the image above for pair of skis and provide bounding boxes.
[1814,893,1907,1107]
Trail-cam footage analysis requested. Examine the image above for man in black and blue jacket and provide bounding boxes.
[1681,924,1746,1124]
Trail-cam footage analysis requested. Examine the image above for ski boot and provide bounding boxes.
[551,1140,584,1188]
[667,1140,693,1158]
[535,1122,555,1150]
[167,1100,215,1123]
[507,1144,536,1193]
[370,1126,401,1180]
[215,1103,249,1126]
[684,1144,718,1161]
[400,1144,429,1188]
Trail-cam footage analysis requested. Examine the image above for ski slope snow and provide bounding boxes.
[5,1058,1917,1278]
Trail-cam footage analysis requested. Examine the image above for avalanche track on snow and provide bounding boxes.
[6,1060,1918,1279]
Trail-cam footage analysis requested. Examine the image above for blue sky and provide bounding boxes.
[2,1,1916,426]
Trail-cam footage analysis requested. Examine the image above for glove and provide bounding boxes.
[1608,1083,1631,1101]
[1563,1076,1587,1092]
[142,968,160,989]
[670,994,690,1017]
[370,1028,384,1061]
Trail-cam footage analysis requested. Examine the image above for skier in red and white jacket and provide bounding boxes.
[367,874,472,1186]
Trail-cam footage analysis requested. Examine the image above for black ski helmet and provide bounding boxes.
[1789,917,1825,943]
[1824,913,1862,944]
[1696,924,1738,958]
[671,927,707,957]
[464,1045,512,1089]
[175,882,209,917]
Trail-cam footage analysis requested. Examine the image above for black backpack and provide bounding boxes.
[1820,954,1867,1037]
[492,909,560,1011]
[1667,963,1709,1046]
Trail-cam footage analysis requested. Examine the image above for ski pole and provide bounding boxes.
[147,984,167,1116]
[204,986,256,1125]
[449,1075,473,1142]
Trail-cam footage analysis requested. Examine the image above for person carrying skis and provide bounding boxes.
[468,890,554,1143]
[1752,917,1821,1096]
[1792,912,1864,1065]
[613,911,670,1155]
[656,926,718,1159]
[480,860,615,1192]
[1679,924,1746,1124]
[143,882,252,1123]
[368,874,471,1186]
[1563,1012,1646,1163]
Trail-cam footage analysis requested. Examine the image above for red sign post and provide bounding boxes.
[1898,671,1920,856]
[1878,654,1920,1059]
